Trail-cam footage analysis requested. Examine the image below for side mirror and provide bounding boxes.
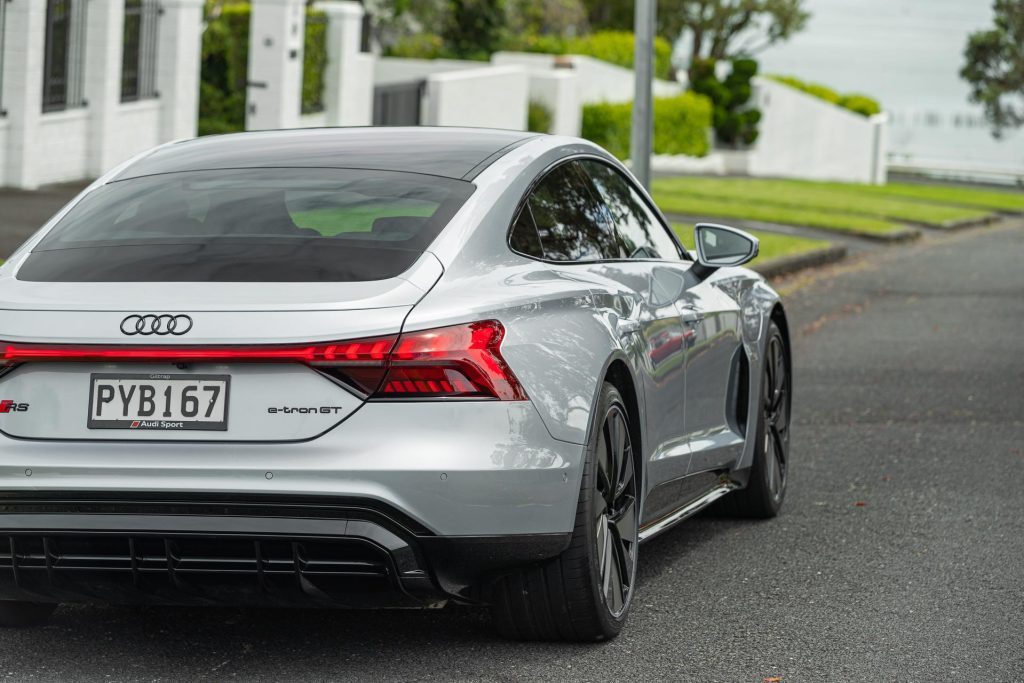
[693,223,759,271]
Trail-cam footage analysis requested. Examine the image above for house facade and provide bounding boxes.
[0,0,203,189]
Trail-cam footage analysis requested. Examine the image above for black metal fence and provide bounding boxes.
[121,0,161,102]
[373,81,425,126]
[42,0,88,113]
[0,0,9,117]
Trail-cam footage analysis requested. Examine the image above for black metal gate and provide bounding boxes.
[372,80,424,126]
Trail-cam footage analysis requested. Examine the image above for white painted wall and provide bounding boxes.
[0,123,10,187]
[374,57,485,86]
[529,70,580,136]
[35,111,92,184]
[492,52,682,104]
[748,77,888,184]
[0,0,203,189]
[315,1,373,126]
[423,65,529,130]
[246,0,306,131]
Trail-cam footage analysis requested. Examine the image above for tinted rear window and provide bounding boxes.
[18,168,474,282]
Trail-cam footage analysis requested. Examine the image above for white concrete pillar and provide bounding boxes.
[247,0,306,130]
[870,112,889,185]
[315,1,373,126]
[84,0,125,176]
[2,0,48,189]
[530,70,580,136]
[157,0,204,141]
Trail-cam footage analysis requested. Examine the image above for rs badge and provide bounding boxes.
[0,400,29,413]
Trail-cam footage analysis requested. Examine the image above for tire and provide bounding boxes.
[0,601,57,628]
[491,382,639,642]
[725,319,791,519]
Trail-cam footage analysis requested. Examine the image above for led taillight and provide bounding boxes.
[0,320,527,401]
[380,320,527,400]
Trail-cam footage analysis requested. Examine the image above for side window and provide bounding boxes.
[509,205,543,258]
[580,160,681,260]
[523,162,619,261]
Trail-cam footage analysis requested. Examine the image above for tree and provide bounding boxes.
[441,0,506,59]
[961,0,1024,138]
[581,0,808,71]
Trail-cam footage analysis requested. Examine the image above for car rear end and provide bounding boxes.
[0,158,581,610]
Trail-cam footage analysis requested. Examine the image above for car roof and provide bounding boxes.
[113,127,541,182]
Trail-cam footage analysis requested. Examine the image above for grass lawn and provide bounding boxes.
[652,177,1022,236]
[673,224,829,263]
[653,177,990,227]
[827,181,1024,213]
[658,192,902,236]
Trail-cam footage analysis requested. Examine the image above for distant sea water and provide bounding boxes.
[750,0,1024,183]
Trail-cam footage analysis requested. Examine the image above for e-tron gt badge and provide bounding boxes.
[120,314,194,336]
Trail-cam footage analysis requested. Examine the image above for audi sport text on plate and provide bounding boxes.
[88,374,229,431]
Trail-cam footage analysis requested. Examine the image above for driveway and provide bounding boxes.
[0,197,1021,680]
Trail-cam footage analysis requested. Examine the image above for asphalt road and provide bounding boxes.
[0,221,1022,681]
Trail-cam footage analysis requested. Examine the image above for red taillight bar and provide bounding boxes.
[0,338,395,365]
[0,320,527,401]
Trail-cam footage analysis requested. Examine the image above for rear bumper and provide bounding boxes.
[0,493,571,607]
[0,401,585,537]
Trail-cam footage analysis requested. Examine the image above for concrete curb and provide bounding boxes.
[752,244,849,279]
[936,214,1003,231]
[848,226,921,242]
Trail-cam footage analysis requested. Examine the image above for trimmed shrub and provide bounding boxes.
[689,57,761,147]
[385,33,448,59]
[528,100,553,133]
[581,92,712,160]
[766,74,882,117]
[837,93,882,117]
[199,3,328,135]
[504,30,674,80]
[302,11,328,115]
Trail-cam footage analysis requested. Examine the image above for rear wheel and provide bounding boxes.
[726,320,791,518]
[0,601,57,628]
[491,382,639,641]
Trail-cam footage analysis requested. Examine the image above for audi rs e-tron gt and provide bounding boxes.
[0,128,791,641]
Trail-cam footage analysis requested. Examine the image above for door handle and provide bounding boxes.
[617,319,641,335]
[680,306,705,324]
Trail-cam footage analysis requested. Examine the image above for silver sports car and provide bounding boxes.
[0,128,791,641]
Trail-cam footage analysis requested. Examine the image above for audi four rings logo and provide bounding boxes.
[120,314,194,336]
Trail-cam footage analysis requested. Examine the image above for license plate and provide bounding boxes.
[88,373,230,431]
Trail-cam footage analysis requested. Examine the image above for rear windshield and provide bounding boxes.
[17,168,474,282]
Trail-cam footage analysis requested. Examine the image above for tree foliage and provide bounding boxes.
[440,0,506,59]
[961,0,1024,138]
[581,0,808,71]
[689,57,761,146]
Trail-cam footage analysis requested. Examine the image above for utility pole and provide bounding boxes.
[630,0,655,189]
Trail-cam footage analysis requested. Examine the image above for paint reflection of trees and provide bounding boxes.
[581,161,678,260]
[527,164,618,261]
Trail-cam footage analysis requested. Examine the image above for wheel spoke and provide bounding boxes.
[597,423,614,506]
[613,494,637,545]
[595,401,638,618]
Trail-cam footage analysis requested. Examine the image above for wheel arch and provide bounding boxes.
[603,357,644,504]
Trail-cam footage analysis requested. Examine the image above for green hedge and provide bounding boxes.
[388,29,677,78]
[527,100,553,133]
[199,3,328,136]
[581,92,712,160]
[767,75,882,117]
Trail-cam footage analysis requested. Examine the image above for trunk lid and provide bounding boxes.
[0,254,441,442]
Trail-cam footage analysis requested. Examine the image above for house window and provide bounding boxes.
[121,0,161,102]
[42,0,88,113]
